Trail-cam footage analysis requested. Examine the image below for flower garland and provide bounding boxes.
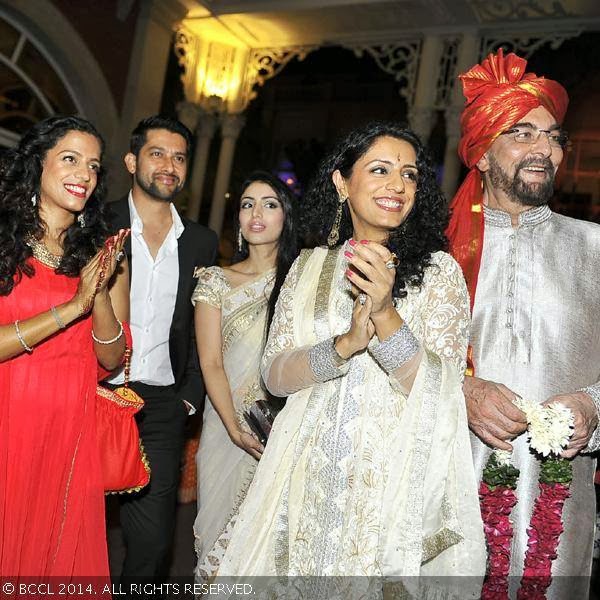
[479,398,574,600]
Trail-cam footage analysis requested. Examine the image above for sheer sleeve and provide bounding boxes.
[370,252,470,395]
[191,266,228,308]
[261,254,349,397]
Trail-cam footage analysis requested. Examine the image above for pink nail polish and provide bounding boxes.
[360,239,369,245]
[348,239,356,247]
[344,251,353,259]
[345,269,353,277]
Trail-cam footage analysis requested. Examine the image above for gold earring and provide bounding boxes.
[238,229,243,253]
[327,196,347,247]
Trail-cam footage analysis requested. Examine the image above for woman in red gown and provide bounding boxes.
[0,116,129,580]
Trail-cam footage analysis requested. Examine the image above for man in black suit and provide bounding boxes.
[108,115,217,579]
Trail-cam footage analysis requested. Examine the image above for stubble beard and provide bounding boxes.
[487,154,555,207]
[135,173,183,203]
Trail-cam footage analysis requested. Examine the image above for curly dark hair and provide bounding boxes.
[302,121,448,298]
[0,115,110,296]
[232,170,299,334]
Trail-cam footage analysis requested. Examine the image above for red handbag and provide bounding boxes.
[96,348,150,494]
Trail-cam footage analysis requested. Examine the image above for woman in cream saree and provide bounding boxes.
[192,172,299,580]
[192,265,274,576]
[217,124,485,597]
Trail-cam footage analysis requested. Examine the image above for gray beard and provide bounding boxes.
[487,154,555,207]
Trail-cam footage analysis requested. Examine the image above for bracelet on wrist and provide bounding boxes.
[51,305,66,329]
[91,320,124,345]
[308,336,349,383]
[332,335,350,365]
[370,323,420,373]
[14,320,33,353]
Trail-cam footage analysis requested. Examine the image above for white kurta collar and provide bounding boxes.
[483,204,552,228]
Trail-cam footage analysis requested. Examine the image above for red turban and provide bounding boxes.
[446,49,568,313]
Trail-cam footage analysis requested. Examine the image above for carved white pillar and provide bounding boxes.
[187,111,218,221]
[408,35,443,142]
[409,107,436,142]
[208,113,246,236]
[176,100,201,132]
[441,107,463,199]
[441,33,480,198]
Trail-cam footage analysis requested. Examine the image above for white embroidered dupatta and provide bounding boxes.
[218,247,485,597]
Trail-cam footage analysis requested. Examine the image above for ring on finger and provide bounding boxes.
[385,253,399,270]
[358,293,367,305]
[116,251,125,262]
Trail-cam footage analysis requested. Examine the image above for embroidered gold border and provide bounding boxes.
[96,385,144,408]
[314,248,338,339]
[273,247,340,576]
[222,297,267,353]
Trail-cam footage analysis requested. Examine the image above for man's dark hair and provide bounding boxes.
[129,115,193,157]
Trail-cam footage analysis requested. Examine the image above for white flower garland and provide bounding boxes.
[512,396,574,456]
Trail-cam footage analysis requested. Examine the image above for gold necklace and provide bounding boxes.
[26,237,62,268]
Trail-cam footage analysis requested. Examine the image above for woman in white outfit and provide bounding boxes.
[192,171,299,580]
[215,122,485,599]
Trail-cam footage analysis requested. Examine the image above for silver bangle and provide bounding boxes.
[307,336,349,383]
[369,323,420,373]
[51,305,66,329]
[14,320,33,353]
[91,320,124,345]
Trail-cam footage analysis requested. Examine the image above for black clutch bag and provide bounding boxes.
[243,398,285,446]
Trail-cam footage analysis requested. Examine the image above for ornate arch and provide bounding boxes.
[0,0,118,148]
[175,27,423,114]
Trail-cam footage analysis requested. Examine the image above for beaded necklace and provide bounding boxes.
[26,237,62,269]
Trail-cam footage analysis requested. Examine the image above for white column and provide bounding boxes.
[408,35,443,142]
[208,113,246,236]
[441,106,463,199]
[176,100,201,132]
[187,111,218,221]
[113,0,188,195]
[441,33,480,198]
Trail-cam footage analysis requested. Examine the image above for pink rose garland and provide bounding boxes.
[479,482,517,599]
[479,454,572,600]
[479,399,574,599]
[479,453,520,599]
[518,459,572,599]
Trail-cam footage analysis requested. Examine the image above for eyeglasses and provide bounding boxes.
[500,126,570,149]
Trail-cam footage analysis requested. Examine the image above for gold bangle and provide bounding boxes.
[91,320,124,345]
[14,320,33,353]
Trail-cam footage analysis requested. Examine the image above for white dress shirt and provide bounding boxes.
[109,192,183,386]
